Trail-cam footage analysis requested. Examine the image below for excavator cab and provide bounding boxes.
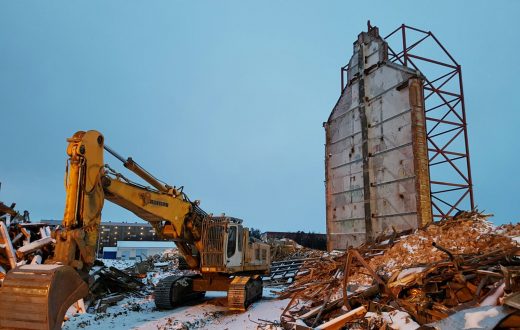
[153,216,269,311]
[200,217,270,274]
[225,223,242,268]
[154,217,269,311]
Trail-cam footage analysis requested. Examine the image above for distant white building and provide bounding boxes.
[116,241,175,260]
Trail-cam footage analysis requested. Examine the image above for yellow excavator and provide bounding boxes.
[0,130,270,330]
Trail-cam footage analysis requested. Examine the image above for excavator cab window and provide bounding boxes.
[237,226,243,252]
[227,226,237,258]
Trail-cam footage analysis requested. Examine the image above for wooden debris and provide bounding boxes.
[0,222,17,269]
[0,208,148,315]
[315,306,367,330]
[278,211,520,329]
[16,236,54,258]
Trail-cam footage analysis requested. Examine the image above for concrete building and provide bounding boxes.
[324,26,432,250]
[115,241,175,260]
[40,220,165,253]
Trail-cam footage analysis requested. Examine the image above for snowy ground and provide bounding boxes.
[97,258,139,270]
[63,288,289,330]
[65,257,288,329]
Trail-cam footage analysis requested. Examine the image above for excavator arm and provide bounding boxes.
[53,130,207,271]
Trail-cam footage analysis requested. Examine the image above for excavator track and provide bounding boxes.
[154,274,205,309]
[227,275,263,311]
[0,264,88,330]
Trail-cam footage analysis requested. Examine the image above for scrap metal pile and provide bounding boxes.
[278,212,520,329]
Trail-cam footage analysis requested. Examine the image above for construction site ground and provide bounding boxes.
[63,287,289,330]
[0,212,513,329]
[56,257,288,330]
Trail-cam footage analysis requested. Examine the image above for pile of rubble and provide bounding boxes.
[269,238,324,262]
[85,250,189,313]
[265,238,327,286]
[0,207,53,283]
[278,212,520,329]
[86,262,147,313]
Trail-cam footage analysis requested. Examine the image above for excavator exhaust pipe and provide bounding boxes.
[0,264,88,330]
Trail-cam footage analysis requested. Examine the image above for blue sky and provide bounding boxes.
[0,1,518,233]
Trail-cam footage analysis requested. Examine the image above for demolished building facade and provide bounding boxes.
[325,26,432,249]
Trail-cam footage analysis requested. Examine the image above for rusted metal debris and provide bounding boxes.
[265,258,319,286]
[263,238,325,286]
[278,212,520,329]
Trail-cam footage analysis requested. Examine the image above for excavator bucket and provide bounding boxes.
[0,264,88,330]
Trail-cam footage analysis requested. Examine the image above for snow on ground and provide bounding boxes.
[464,307,500,329]
[67,257,288,329]
[63,288,289,330]
[99,258,137,270]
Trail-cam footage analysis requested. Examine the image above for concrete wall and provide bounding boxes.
[325,27,432,250]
